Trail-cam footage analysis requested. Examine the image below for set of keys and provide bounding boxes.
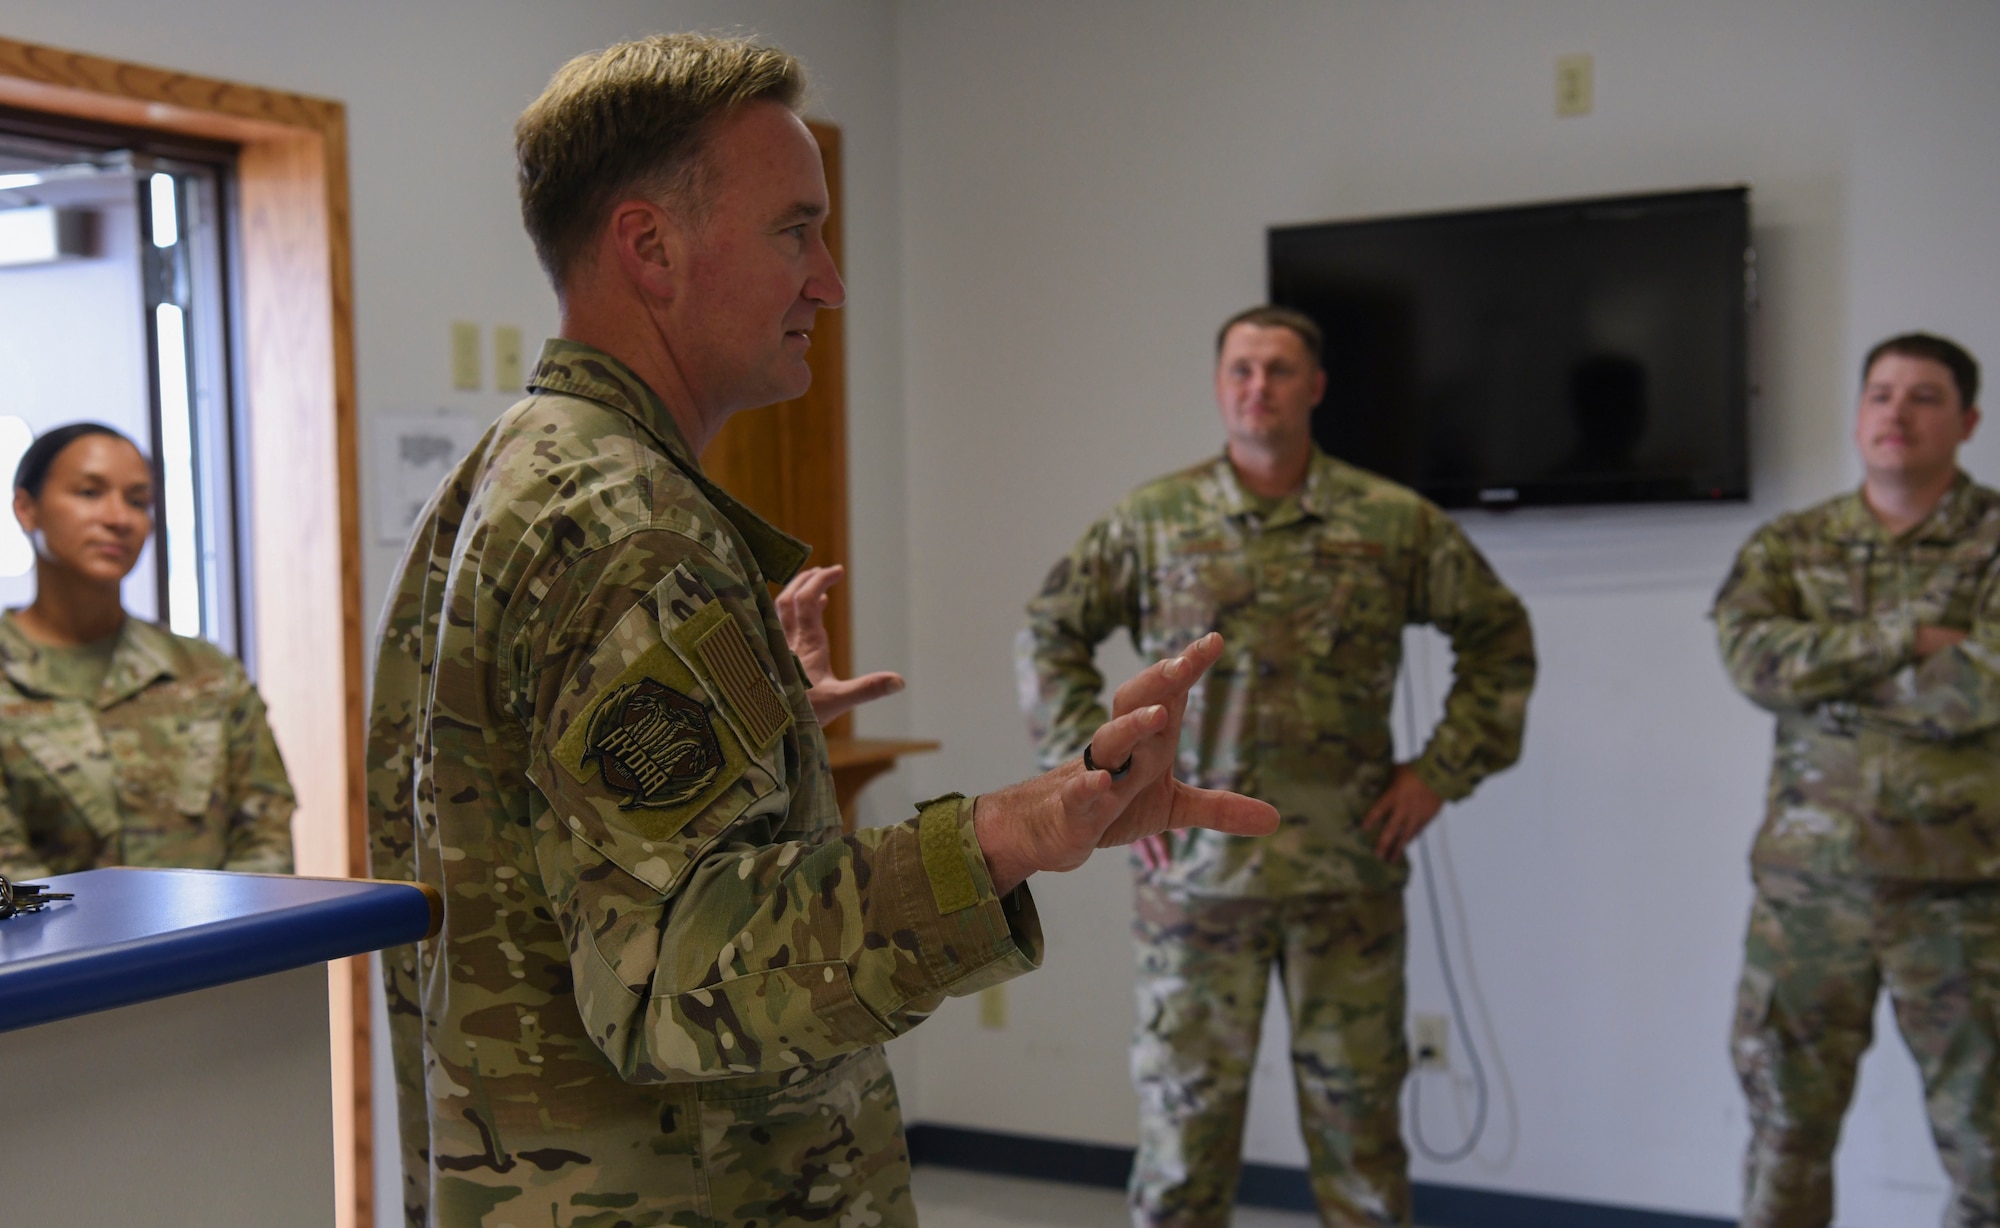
[0,876,72,920]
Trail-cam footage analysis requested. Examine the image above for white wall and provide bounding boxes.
[893,2,2000,1224]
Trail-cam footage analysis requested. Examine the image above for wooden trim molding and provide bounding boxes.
[0,36,369,1228]
[827,737,941,832]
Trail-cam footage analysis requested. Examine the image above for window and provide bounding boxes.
[0,114,245,655]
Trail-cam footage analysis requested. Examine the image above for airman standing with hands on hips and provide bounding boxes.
[1022,305,1535,1227]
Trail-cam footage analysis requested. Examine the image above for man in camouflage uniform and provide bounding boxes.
[367,34,1277,1228]
[1714,331,2000,1228]
[1020,306,1536,1227]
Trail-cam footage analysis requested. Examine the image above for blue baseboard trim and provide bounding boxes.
[904,1123,1731,1228]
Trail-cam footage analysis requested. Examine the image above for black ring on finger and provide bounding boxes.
[1083,742,1134,780]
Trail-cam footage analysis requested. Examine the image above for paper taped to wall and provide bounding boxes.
[370,409,488,547]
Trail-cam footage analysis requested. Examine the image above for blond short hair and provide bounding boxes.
[1215,305,1324,369]
[515,32,805,285]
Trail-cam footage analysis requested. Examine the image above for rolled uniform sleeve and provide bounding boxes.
[519,531,1039,1083]
[1405,506,1536,800]
[1019,513,1141,770]
[1713,526,1918,711]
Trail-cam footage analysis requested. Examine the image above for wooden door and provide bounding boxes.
[702,120,854,733]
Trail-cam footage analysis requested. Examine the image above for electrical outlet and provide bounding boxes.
[1413,1013,1449,1071]
[1555,53,1594,118]
[451,321,482,391]
[979,986,1006,1029]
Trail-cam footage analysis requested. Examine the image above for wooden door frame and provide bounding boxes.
[0,36,369,1228]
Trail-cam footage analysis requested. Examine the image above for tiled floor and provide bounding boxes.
[910,1166,1323,1227]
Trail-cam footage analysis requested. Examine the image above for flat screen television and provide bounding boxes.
[1268,186,1751,508]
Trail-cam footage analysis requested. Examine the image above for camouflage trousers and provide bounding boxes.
[1733,870,2000,1228]
[1129,881,1411,1228]
[395,1037,917,1227]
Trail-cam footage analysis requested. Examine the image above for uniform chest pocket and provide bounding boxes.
[107,716,225,817]
[1295,541,1395,658]
[1795,541,1992,625]
[15,721,124,841]
[1914,540,2000,628]
[1145,544,1253,658]
[1792,544,1871,622]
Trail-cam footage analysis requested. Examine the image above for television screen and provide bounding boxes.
[1268,186,1750,508]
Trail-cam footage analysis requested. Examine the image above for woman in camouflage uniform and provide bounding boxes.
[0,423,293,879]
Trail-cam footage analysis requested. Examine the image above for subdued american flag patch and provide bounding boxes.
[693,614,793,751]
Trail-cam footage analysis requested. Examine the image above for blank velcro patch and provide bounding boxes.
[918,794,977,915]
[671,600,794,752]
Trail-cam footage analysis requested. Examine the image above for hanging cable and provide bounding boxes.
[1400,650,1488,1162]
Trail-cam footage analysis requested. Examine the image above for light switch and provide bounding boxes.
[451,321,481,391]
[1556,53,1594,118]
[493,325,524,393]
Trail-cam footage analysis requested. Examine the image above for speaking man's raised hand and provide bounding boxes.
[777,565,905,724]
[975,633,1278,893]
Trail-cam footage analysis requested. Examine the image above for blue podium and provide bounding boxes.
[0,867,438,1226]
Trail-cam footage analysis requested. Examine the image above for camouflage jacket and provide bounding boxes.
[1020,448,1535,896]
[368,339,1041,1225]
[0,612,293,878]
[1713,471,2000,880]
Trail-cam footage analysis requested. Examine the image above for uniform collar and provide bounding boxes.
[102,619,183,705]
[1831,470,1978,544]
[526,338,812,584]
[0,612,180,706]
[1206,445,1358,529]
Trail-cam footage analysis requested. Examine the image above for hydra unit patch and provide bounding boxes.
[581,677,723,809]
[551,641,753,840]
